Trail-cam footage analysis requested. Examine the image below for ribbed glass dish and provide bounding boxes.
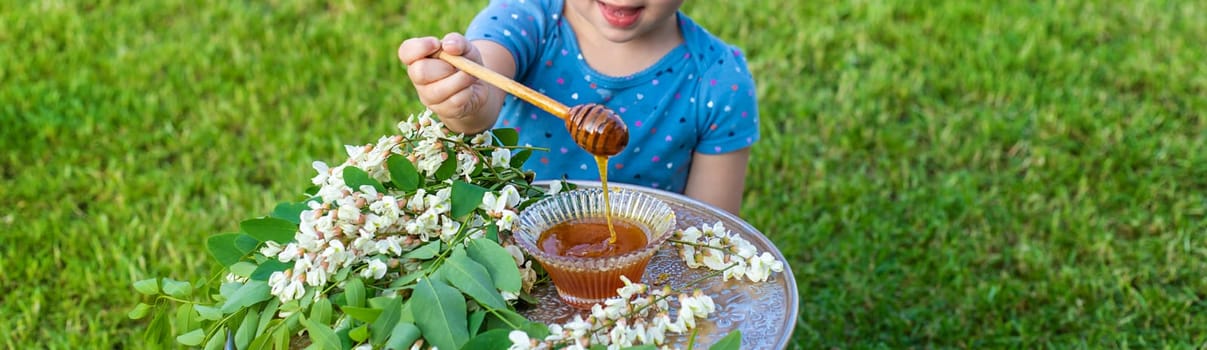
[514,187,676,309]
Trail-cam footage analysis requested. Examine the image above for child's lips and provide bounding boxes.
[597,1,643,28]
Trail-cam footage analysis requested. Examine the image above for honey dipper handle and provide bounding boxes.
[434,51,570,119]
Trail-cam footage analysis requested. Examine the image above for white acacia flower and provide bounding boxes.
[606,318,637,347]
[562,315,593,339]
[733,239,758,259]
[310,161,331,186]
[344,144,367,163]
[277,243,302,262]
[370,195,402,217]
[479,192,505,215]
[682,290,716,316]
[269,270,305,302]
[440,216,461,242]
[361,258,388,280]
[616,276,646,299]
[414,139,446,175]
[547,181,563,195]
[427,188,452,214]
[470,133,491,146]
[456,151,477,177]
[519,261,537,293]
[407,189,428,212]
[499,185,522,208]
[377,235,405,256]
[507,330,538,350]
[491,148,511,168]
[337,203,361,224]
[746,252,785,282]
[503,244,525,266]
[260,241,283,258]
[320,240,349,265]
[722,259,747,282]
[647,313,673,345]
[496,210,517,231]
[700,248,730,271]
[397,120,418,138]
[407,211,440,241]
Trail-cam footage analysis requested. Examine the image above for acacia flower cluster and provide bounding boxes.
[262,111,538,303]
[507,277,716,350]
[672,221,785,283]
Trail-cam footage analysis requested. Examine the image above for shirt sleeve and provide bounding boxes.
[695,46,760,154]
[465,0,553,80]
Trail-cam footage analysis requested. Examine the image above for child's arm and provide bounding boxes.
[398,33,517,134]
[684,148,752,215]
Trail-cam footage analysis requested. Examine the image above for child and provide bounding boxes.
[398,0,758,215]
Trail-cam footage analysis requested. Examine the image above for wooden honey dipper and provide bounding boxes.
[433,51,629,157]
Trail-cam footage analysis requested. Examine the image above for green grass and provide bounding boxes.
[2,0,1204,348]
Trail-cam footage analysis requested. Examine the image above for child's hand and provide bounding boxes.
[398,33,492,131]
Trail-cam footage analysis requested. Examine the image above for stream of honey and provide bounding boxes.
[594,155,617,243]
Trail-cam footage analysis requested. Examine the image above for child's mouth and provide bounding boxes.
[597,1,643,28]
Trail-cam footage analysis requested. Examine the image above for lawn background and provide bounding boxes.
[2,0,1205,348]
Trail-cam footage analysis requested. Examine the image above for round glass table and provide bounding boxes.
[522,181,798,349]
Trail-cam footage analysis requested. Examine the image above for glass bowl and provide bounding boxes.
[514,187,676,309]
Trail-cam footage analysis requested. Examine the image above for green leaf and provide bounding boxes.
[207,233,249,266]
[310,297,333,325]
[492,128,519,147]
[482,308,530,332]
[235,309,259,350]
[434,150,458,181]
[349,324,369,343]
[204,330,226,350]
[510,149,532,168]
[231,261,258,278]
[161,278,193,298]
[176,328,205,346]
[175,304,200,334]
[257,298,280,337]
[709,329,742,350]
[301,316,340,350]
[250,259,291,281]
[220,281,243,300]
[459,328,512,350]
[235,234,260,253]
[194,305,222,321]
[133,278,159,295]
[221,280,272,313]
[439,247,508,310]
[466,239,522,293]
[344,277,366,308]
[241,217,297,244]
[403,240,441,260]
[468,310,486,336]
[387,156,421,191]
[451,180,489,219]
[342,306,382,323]
[485,223,499,242]
[127,303,151,319]
[624,346,656,350]
[343,166,385,193]
[369,297,403,346]
[384,322,420,350]
[272,201,310,224]
[412,278,469,350]
[519,321,550,340]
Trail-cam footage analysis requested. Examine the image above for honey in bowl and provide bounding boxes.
[538,217,648,258]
